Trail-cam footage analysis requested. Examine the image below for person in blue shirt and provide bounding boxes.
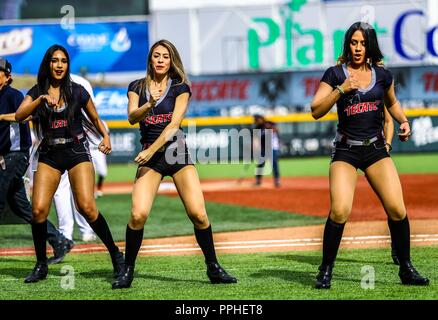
[0,57,73,265]
[15,45,124,284]
[310,22,428,289]
[112,39,237,289]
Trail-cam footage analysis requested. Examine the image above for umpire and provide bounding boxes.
[0,58,73,264]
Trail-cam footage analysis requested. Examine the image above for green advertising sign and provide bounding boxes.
[247,0,387,69]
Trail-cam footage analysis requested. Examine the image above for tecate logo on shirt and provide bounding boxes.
[50,119,68,129]
[344,102,379,117]
[0,28,33,56]
[144,113,173,125]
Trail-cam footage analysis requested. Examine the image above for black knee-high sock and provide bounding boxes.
[125,225,144,267]
[388,216,410,262]
[194,225,218,264]
[89,213,119,255]
[321,217,346,267]
[31,221,47,263]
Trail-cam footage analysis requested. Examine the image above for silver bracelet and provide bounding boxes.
[335,85,345,95]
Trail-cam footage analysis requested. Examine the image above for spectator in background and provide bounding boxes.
[252,114,281,187]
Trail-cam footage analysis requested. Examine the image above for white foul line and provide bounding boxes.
[1,234,438,256]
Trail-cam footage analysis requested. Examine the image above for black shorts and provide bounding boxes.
[139,146,194,178]
[331,139,390,171]
[38,141,92,174]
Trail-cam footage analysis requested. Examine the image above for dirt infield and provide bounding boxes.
[200,174,438,221]
[103,174,438,221]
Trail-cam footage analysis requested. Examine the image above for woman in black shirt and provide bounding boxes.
[310,22,428,289]
[16,44,124,284]
[112,39,237,289]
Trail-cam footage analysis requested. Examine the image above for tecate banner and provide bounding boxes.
[0,20,149,74]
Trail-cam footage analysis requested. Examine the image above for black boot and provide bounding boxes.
[315,264,333,289]
[112,265,135,289]
[315,217,345,289]
[399,260,429,286]
[111,251,125,278]
[24,261,48,283]
[206,262,237,284]
[48,237,75,265]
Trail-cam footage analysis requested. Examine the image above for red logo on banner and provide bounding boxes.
[191,79,250,101]
[303,77,321,97]
[423,72,438,92]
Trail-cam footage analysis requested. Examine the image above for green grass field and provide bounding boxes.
[0,246,436,300]
[1,152,437,301]
[106,153,438,182]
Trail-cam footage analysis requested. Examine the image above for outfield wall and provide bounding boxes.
[106,110,438,162]
[90,66,438,119]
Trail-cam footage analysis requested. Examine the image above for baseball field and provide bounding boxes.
[0,153,437,300]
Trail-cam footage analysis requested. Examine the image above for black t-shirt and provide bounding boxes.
[127,78,191,145]
[320,64,393,140]
[0,85,31,154]
[26,83,90,142]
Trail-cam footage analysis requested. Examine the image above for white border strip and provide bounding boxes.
[2,234,438,256]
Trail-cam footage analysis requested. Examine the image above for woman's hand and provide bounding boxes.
[149,89,161,105]
[134,148,155,165]
[397,121,411,142]
[98,135,112,154]
[40,94,59,107]
[385,143,392,153]
[340,73,360,93]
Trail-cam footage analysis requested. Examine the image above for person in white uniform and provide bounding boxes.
[86,118,109,198]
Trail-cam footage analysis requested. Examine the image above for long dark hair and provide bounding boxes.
[33,44,97,140]
[32,45,72,139]
[338,22,384,65]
